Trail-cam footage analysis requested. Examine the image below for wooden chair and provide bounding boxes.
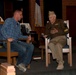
[0,23,31,69]
[39,45,45,60]
[45,20,72,67]
[0,23,18,65]
[0,40,18,65]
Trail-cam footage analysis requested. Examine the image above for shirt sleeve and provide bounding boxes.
[18,25,28,39]
[1,18,16,39]
[19,31,28,39]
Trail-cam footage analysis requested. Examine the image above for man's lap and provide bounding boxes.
[50,36,66,46]
[11,41,34,52]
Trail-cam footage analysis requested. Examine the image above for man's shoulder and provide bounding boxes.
[5,18,12,21]
[4,18,14,23]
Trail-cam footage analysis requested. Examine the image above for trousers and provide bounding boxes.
[11,41,34,66]
[48,35,66,64]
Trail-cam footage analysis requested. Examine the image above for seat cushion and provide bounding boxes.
[63,45,69,48]
[0,48,17,52]
[0,48,6,52]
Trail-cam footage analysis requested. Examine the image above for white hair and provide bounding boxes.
[48,11,56,17]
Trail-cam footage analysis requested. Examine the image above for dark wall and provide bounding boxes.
[44,0,62,24]
[23,0,29,23]
[0,0,4,19]
[13,0,29,23]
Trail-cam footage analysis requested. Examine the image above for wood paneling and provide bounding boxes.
[29,0,44,30]
[62,0,76,20]
[66,6,76,37]
[35,27,45,39]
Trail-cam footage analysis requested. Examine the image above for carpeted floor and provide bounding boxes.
[0,47,76,75]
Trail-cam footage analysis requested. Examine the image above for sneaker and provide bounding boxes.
[16,63,27,72]
[56,63,64,70]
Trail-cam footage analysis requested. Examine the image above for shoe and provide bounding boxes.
[16,63,27,72]
[56,63,64,70]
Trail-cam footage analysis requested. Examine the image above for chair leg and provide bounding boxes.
[46,51,49,67]
[41,49,44,60]
[48,54,50,64]
[7,57,12,64]
[27,64,31,69]
[68,53,70,64]
[12,57,17,65]
[68,53,72,67]
[69,53,72,66]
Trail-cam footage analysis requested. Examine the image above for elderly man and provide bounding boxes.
[44,11,69,70]
[1,9,34,72]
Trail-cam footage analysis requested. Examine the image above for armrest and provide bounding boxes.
[45,38,50,42]
[7,41,11,53]
[0,40,11,56]
[18,38,27,41]
[18,38,31,43]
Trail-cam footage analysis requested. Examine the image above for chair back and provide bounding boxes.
[64,20,69,45]
[0,24,3,40]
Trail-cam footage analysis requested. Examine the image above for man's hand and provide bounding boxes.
[7,38,14,42]
[43,35,47,38]
[50,28,58,34]
[28,35,31,41]
[26,35,31,43]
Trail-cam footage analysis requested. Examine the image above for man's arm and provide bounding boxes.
[19,27,31,43]
[1,18,15,41]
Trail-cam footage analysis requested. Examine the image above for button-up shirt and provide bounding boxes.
[1,18,28,40]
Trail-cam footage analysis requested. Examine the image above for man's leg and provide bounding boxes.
[11,41,27,65]
[55,43,63,64]
[55,43,64,70]
[48,43,57,59]
[17,41,34,66]
[55,36,66,70]
[11,41,34,72]
[48,36,66,70]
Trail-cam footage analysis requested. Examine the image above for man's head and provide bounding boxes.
[13,9,23,22]
[48,11,56,24]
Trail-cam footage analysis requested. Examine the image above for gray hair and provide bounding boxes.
[48,11,56,17]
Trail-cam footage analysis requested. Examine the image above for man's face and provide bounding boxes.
[16,11,23,21]
[49,15,56,23]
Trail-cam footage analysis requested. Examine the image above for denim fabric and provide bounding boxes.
[1,18,28,40]
[1,17,34,66]
[11,41,34,66]
[0,24,3,40]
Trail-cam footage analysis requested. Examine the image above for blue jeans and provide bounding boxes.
[11,41,34,66]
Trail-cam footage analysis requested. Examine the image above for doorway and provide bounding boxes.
[66,6,76,37]
[66,6,76,45]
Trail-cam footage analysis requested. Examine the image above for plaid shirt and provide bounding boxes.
[1,18,28,40]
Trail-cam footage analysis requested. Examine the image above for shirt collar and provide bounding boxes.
[12,17,19,25]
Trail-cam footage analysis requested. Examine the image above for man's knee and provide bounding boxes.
[56,43,62,47]
[28,44,34,52]
[48,43,54,48]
